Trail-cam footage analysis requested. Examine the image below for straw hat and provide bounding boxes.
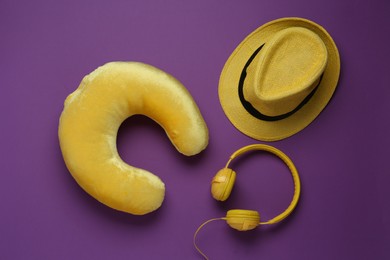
[219,17,340,141]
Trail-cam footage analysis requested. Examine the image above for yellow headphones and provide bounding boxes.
[194,144,301,259]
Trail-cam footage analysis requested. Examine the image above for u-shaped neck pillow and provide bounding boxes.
[59,62,209,215]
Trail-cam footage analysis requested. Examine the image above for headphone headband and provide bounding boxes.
[225,144,301,225]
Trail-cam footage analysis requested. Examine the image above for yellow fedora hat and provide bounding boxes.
[219,17,340,141]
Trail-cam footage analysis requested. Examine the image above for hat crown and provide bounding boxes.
[244,27,328,116]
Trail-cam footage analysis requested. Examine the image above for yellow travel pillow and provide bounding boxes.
[58,62,209,215]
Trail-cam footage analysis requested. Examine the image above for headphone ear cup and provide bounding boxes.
[211,168,236,201]
[226,209,260,231]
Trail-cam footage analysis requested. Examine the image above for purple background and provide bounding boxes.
[1,0,389,259]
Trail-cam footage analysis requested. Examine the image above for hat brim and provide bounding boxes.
[218,17,340,141]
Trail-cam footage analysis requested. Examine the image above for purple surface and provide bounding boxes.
[1,0,389,259]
